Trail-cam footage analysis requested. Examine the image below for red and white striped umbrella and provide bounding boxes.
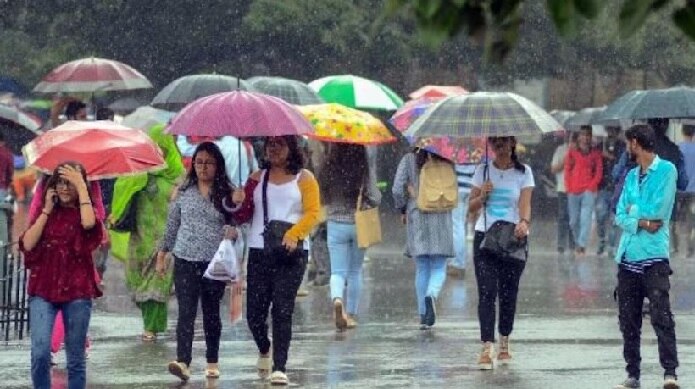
[33,57,153,93]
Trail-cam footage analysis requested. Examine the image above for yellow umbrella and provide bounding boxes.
[297,103,396,145]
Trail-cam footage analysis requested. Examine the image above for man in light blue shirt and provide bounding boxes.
[613,125,679,389]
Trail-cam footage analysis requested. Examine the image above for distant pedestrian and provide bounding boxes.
[0,133,14,200]
[448,163,476,278]
[469,136,534,370]
[678,124,695,257]
[596,126,625,256]
[550,132,575,254]
[613,125,679,389]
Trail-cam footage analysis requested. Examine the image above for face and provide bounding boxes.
[75,108,88,121]
[193,150,217,182]
[54,177,78,204]
[627,139,638,162]
[578,130,592,147]
[265,137,290,167]
[489,136,515,155]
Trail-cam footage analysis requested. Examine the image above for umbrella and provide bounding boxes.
[404,92,561,138]
[0,104,43,154]
[122,106,176,131]
[408,85,468,99]
[0,76,28,97]
[596,86,695,122]
[33,57,153,93]
[549,109,575,127]
[108,97,147,113]
[297,103,395,145]
[0,104,41,132]
[247,76,323,105]
[166,90,314,138]
[565,107,607,129]
[309,75,404,111]
[23,120,166,180]
[152,74,253,111]
[390,97,442,132]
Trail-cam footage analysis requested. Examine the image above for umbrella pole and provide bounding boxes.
[238,140,242,187]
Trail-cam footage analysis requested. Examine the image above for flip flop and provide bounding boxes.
[205,367,221,378]
[257,353,272,379]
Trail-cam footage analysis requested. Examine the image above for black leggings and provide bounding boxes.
[246,248,307,373]
[174,257,226,366]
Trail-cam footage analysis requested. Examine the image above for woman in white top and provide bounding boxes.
[468,136,534,370]
[231,136,321,386]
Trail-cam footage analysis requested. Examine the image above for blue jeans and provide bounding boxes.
[450,193,470,269]
[30,297,92,389]
[568,191,596,249]
[328,221,366,316]
[415,256,448,316]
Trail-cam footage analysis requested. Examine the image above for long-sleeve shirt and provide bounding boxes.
[564,148,603,194]
[614,156,676,263]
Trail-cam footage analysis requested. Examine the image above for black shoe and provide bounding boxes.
[424,296,436,327]
[597,245,605,256]
[419,315,428,330]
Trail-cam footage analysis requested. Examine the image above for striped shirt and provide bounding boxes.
[455,164,476,195]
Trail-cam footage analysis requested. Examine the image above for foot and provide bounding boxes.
[596,245,605,256]
[334,298,348,331]
[614,376,640,388]
[419,315,429,330]
[424,296,436,327]
[663,375,679,389]
[346,316,358,329]
[575,247,586,257]
[50,352,57,366]
[205,363,220,378]
[168,361,191,382]
[142,331,156,342]
[478,342,494,370]
[496,336,512,364]
[270,370,289,386]
[296,288,309,297]
[257,352,272,379]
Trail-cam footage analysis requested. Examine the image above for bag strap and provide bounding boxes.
[357,184,364,211]
[483,163,489,231]
[261,170,269,226]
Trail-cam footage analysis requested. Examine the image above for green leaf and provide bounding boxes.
[619,0,653,38]
[673,5,695,41]
[547,0,577,36]
[573,0,602,19]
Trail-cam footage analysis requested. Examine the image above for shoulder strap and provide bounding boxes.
[261,170,269,226]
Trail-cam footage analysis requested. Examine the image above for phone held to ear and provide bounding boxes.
[52,194,58,205]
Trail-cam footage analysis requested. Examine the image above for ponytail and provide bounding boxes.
[511,146,526,173]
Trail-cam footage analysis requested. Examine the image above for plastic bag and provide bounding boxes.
[204,239,241,282]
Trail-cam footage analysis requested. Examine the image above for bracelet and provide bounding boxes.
[80,202,92,206]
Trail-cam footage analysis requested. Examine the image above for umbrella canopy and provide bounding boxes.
[405,92,561,138]
[390,97,442,132]
[247,76,323,105]
[0,104,41,132]
[596,86,695,122]
[550,109,575,127]
[565,107,606,129]
[166,90,314,138]
[121,106,176,131]
[0,104,43,154]
[108,97,147,113]
[410,136,491,164]
[23,120,166,180]
[33,57,153,93]
[297,103,395,145]
[152,74,253,111]
[309,75,404,111]
[408,85,468,99]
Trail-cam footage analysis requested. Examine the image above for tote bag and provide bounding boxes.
[355,185,382,248]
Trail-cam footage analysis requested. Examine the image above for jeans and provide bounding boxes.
[473,232,526,342]
[414,256,448,316]
[617,263,678,379]
[173,257,226,366]
[678,193,695,255]
[246,248,307,373]
[557,193,574,252]
[568,191,596,249]
[450,193,470,269]
[30,297,92,389]
[595,189,617,251]
[327,221,366,316]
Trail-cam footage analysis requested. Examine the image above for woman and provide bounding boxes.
[231,136,321,386]
[392,149,455,330]
[468,136,534,370]
[157,142,237,381]
[319,144,380,331]
[20,162,101,389]
[109,124,185,342]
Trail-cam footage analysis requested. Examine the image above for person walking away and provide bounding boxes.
[392,149,455,330]
[596,127,626,256]
[550,132,575,255]
[109,124,185,342]
[0,133,14,201]
[230,136,321,386]
[612,125,680,389]
[448,162,476,278]
[564,126,602,256]
[318,144,381,331]
[93,107,116,280]
[20,162,101,389]
[678,124,695,258]
[157,142,237,381]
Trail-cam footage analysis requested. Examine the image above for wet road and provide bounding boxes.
[3,215,695,388]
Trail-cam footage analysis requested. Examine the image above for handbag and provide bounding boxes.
[260,171,304,264]
[355,184,382,248]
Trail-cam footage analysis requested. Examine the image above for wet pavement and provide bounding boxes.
[3,216,695,388]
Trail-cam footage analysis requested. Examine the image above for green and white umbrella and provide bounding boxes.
[247,76,323,105]
[309,75,403,111]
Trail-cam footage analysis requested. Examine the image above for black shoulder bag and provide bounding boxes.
[261,171,304,265]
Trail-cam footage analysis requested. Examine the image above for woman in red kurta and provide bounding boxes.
[20,162,102,389]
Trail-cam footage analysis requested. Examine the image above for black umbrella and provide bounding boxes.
[152,74,254,111]
[0,104,41,154]
[596,86,695,122]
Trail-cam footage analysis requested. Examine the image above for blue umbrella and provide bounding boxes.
[596,86,695,122]
[0,76,28,96]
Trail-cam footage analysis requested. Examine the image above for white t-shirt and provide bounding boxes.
[551,144,568,193]
[472,163,535,232]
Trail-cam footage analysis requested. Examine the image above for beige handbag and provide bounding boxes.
[355,185,382,249]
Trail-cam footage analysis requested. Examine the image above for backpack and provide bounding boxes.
[417,156,458,212]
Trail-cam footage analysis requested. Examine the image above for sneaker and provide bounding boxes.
[663,375,679,389]
[419,315,428,330]
[496,336,512,364]
[270,370,289,386]
[333,299,347,331]
[478,342,494,370]
[50,352,57,366]
[614,376,640,388]
[168,361,191,382]
[597,244,605,256]
[424,296,436,327]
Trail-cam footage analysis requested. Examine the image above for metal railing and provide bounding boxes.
[0,202,29,343]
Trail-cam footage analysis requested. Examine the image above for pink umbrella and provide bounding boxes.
[33,57,153,93]
[390,97,442,132]
[408,85,468,100]
[166,90,314,137]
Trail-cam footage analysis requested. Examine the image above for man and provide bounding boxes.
[564,126,603,256]
[678,124,695,257]
[50,97,87,128]
[596,126,625,256]
[0,133,13,201]
[551,133,575,255]
[613,125,679,389]
[448,163,476,278]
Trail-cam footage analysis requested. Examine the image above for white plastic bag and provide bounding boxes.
[204,238,241,282]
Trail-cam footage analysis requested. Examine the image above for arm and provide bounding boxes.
[468,165,487,213]
[391,154,411,212]
[550,147,564,174]
[21,212,51,252]
[159,197,181,253]
[637,165,678,221]
[285,171,321,242]
[614,171,639,235]
[563,149,573,191]
[231,174,260,224]
[364,163,382,208]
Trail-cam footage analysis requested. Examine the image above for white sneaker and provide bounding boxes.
[270,370,288,386]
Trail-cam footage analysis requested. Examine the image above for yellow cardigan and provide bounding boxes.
[285,170,322,242]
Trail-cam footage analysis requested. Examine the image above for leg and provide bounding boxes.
[141,301,168,334]
[246,249,273,355]
[473,232,499,342]
[312,223,330,285]
[414,256,431,316]
[30,297,58,389]
[345,225,366,316]
[62,299,92,389]
[201,277,227,364]
[450,193,469,269]
[270,252,307,372]
[426,256,448,299]
[173,257,202,366]
[645,264,678,376]
[327,222,349,304]
[595,190,610,253]
[497,259,526,336]
[567,194,581,249]
[577,191,596,250]
[617,268,645,379]
[51,310,64,353]
[685,194,695,256]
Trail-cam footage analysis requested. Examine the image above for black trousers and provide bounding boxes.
[617,262,678,379]
[246,248,307,373]
[473,231,526,342]
[174,257,226,366]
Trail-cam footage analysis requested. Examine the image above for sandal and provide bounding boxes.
[205,367,221,378]
[270,370,289,386]
[141,332,156,342]
[256,353,272,379]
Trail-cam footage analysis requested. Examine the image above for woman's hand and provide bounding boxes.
[282,235,298,252]
[59,165,88,192]
[155,251,169,277]
[479,181,494,202]
[43,188,57,214]
[223,225,238,240]
[514,219,529,239]
[232,188,245,205]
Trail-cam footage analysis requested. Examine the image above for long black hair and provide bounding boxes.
[181,142,233,214]
[43,161,92,208]
[319,144,368,205]
[489,136,525,173]
[259,135,305,175]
